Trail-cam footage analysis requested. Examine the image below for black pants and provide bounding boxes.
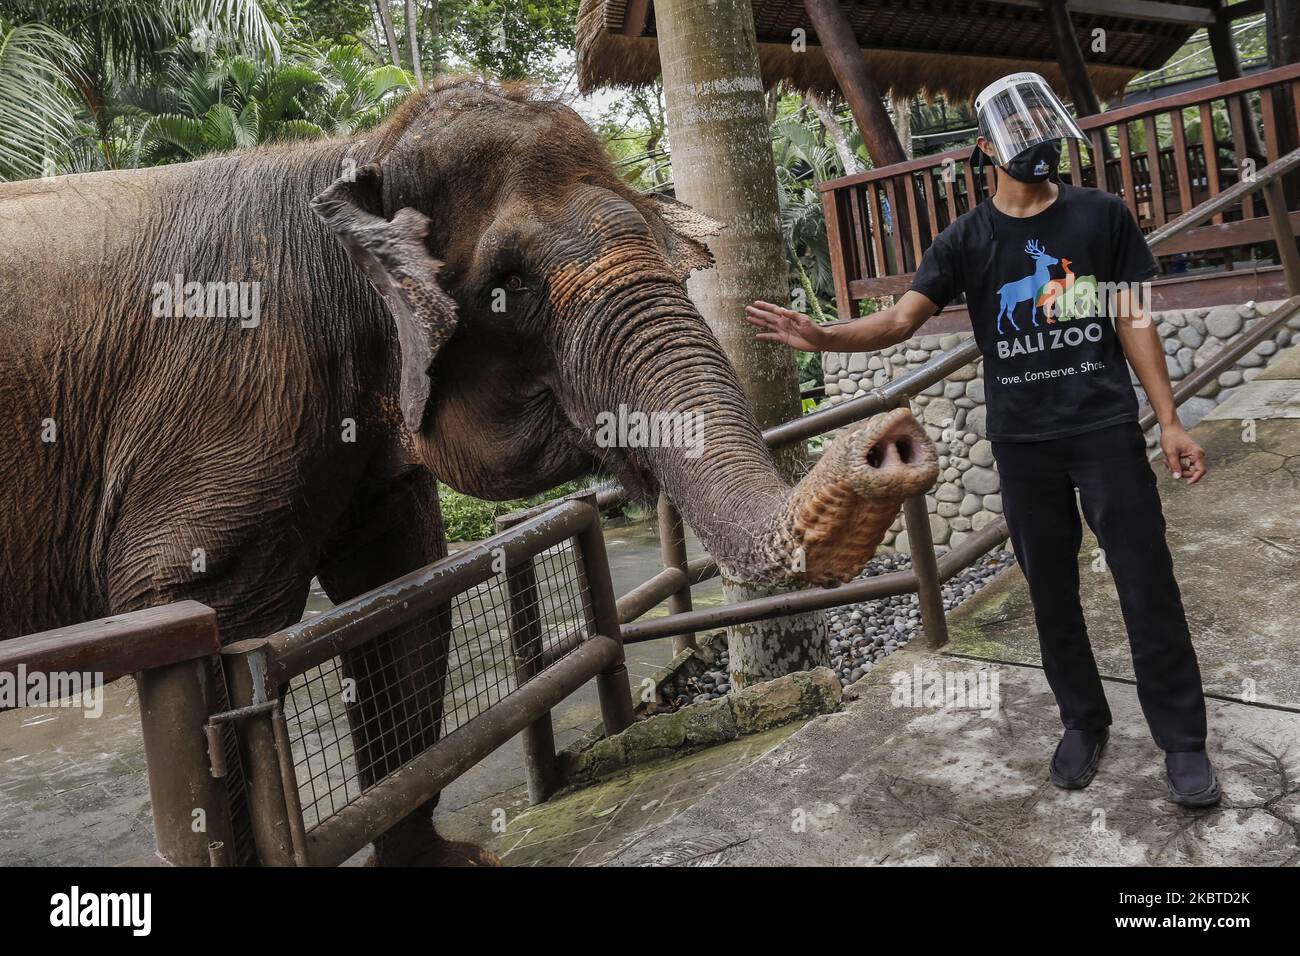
[991,422,1207,753]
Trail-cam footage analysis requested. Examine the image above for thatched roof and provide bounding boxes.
[577,0,1210,105]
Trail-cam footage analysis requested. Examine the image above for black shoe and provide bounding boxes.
[1050,728,1109,790]
[1166,750,1222,808]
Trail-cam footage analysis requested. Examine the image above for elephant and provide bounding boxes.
[0,79,938,863]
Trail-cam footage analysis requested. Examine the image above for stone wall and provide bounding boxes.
[821,299,1300,553]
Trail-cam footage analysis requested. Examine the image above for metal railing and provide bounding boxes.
[2,499,636,867]
[216,496,632,866]
[0,602,241,867]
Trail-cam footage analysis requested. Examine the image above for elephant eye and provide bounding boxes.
[503,273,527,293]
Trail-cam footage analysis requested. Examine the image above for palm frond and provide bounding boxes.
[0,18,80,179]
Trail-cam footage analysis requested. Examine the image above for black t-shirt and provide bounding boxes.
[910,183,1159,442]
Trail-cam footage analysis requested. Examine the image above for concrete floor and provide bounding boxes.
[496,341,1300,866]
[599,653,1300,866]
[486,723,803,866]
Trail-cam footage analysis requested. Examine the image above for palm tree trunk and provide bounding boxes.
[405,0,424,85]
[806,92,859,174]
[891,97,912,159]
[374,1,402,70]
[654,0,829,688]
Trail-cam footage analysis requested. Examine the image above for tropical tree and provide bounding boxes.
[124,42,412,162]
[771,108,842,322]
[654,0,828,687]
[0,15,79,178]
[137,53,325,159]
[0,0,280,169]
[304,41,412,135]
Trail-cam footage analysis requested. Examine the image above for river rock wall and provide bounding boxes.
[820,298,1300,553]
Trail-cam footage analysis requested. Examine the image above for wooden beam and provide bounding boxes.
[1154,209,1300,255]
[621,0,652,37]
[1041,0,1103,117]
[1224,0,1265,19]
[816,63,1300,193]
[852,264,1299,316]
[1065,0,1216,25]
[1264,178,1300,293]
[985,0,1216,25]
[1266,0,1300,66]
[822,189,854,321]
[804,0,908,166]
[1208,0,1267,171]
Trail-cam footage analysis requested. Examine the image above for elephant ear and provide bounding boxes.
[310,164,457,433]
[643,193,724,281]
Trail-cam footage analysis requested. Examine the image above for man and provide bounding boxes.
[746,73,1220,807]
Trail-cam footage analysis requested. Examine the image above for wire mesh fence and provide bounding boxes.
[280,538,594,832]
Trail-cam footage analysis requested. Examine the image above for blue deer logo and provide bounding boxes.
[995,239,1059,334]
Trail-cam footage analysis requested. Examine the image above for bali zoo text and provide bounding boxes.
[996,320,1106,384]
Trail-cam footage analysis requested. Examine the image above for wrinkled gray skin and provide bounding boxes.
[0,81,936,863]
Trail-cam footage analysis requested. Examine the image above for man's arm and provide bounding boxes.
[744,291,940,352]
[1114,287,1207,485]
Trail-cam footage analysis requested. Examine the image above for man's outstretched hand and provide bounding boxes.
[1160,422,1207,485]
[744,300,831,351]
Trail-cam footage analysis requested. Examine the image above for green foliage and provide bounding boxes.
[0,0,582,179]
[0,15,79,178]
[282,0,374,46]
[439,0,577,82]
[438,478,600,542]
[594,82,668,191]
[117,40,413,164]
[769,97,867,326]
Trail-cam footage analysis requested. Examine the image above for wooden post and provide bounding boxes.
[802,1,926,293]
[1209,1,1268,162]
[137,655,237,866]
[573,502,635,736]
[1039,0,1102,118]
[657,494,698,654]
[1266,0,1300,206]
[502,551,560,805]
[804,0,907,167]
[221,642,298,866]
[903,494,948,649]
[1264,177,1300,293]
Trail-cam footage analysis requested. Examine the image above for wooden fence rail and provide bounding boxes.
[821,62,1300,319]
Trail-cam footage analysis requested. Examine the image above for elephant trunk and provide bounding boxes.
[554,272,939,588]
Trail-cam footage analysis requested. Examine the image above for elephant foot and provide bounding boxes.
[367,819,502,867]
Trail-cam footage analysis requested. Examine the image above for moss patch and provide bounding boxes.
[560,666,841,787]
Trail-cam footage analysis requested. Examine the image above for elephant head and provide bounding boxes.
[312,81,937,587]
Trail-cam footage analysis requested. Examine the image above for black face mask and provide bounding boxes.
[1001,139,1062,183]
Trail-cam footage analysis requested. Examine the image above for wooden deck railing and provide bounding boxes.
[821,62,1300,319]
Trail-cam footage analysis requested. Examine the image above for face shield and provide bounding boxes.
[971,72,1087,166]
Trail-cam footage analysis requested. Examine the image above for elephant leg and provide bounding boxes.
[315,469,497,866]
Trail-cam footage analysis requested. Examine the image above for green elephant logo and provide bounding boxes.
[1035,257,1098,323]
